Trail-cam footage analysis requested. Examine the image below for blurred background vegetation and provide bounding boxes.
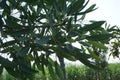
[0,63,120,80]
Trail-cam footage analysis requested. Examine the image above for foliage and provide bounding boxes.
[66,65,86,80]
[0,0,119,79]
[66,64,120,80]
[1,64,120,80]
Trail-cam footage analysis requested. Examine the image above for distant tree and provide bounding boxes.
[0,0,119,80]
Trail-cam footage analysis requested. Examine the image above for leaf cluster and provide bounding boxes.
[0,0,119,79]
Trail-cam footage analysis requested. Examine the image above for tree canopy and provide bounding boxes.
[0,0,120,80]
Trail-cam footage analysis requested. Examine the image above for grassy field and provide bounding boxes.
[66,63,120,80]
[0,63,120,80]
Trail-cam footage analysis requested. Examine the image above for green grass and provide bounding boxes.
[0,70,16,80]
[66,65,86,80]
[1,63,120,80]
[66,63,120,80]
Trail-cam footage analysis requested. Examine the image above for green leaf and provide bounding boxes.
[66,17,73,32]
[75,53,101,70]
[36,60,45,74]
[74,51,102,69]
[87,48,101,62]
[0,47,14,53]
[35,36,51,45]
[5,67,19,78]
[53,46,76,61]
[78,4,97,15]
[89,41,107,50]
[48,64,57,80]
[58,0,66,12]
[35,53,45,70]
[86,34,113,41]
[53,1,59,13]
[67,0,85,15]
[20,64,38,74]
[0,16,3,31]
[16,47,29,57]
[5,29,30,36]
[81,21,105,31]
[59,52,76,61]
[66,45,102,70]
[48,57,55,66]
[5,15,21,29]
[55,61,64,80]
[66,44,91,59]
[22,0,38,5]
[0,66,3,74]
[0,0,7,9]
[86,4,96,12]
[48,13,54,27]
[68,29,81,37]
[0,56,16,68]
[17,36,30,42]
[80,14,86,20]
[80,41,91,47]
[0,40,16,48]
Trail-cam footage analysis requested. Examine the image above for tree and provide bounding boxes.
[0,0,119,80]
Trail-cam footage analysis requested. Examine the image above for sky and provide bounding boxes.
[88,0,120,63]
[86,0,120,26]
[65,0,120,65]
